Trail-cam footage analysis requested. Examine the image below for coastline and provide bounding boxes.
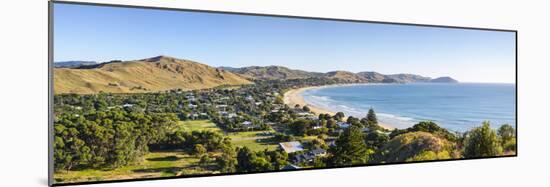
[283,84,397,130]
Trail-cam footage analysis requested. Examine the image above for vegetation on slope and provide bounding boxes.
[375,131,455,163]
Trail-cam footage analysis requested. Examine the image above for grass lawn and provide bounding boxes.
[177,120,223,133]
[298,135,320,141]
[178,120,279,152]
[226,131,279,152]
[54,151,212,184]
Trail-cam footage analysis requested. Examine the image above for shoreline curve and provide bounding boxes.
[283,84,396,130]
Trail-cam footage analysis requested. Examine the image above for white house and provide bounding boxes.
[337,122,351,128]
[122,103,134,108]
[279,141,304,153]
[188,104,197,109]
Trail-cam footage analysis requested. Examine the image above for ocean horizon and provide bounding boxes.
[300,83,516,132]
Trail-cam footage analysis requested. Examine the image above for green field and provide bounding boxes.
[177,120,223,133]
[54,151,212,183]
[178,120,279,152]
[227,131,278,151]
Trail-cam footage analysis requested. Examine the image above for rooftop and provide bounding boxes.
[279,141,304,153]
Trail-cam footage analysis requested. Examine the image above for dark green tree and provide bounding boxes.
[366,108,378,125]
[497,124,515,143]
[236,147,273,172]
[328,126,370,166]
[497,124,516,152]
[463,121,503,157]
[334,112,345,122]
[216,139,237,173]
[347,116,361,127]
[364,131,390,149]
[289,119,311,136]
[266,149,288,169]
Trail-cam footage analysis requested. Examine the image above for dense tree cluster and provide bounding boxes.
[53,109,177,171]
[236,147,288,172]
[150,130,228,152]
[462,121,516,157]
[390,121,458,141]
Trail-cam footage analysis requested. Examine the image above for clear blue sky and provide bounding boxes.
[54,3,516,83]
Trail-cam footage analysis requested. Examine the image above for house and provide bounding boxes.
[185,95,196,101]
[279,141,304,153]
[187,113,199,119]
[221,111,238,118]
[306,115,319,120]
[292,108,306,113]
[293,153,315,163]
[310,148,327,156]
[273,104,283,110]
[265,122,276,126]
[215,104,228,111]
[326,140,336,147]
[312,123,323,130]
[281,164,301,170]
[241,121,260,130]
[337,122,351,128]
[188,104,198,109]
[292,148,327,164]
[122,103,134,108]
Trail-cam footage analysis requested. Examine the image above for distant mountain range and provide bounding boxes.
[54,55,457,94]
[220,66,458,84]
[53,61,97,68]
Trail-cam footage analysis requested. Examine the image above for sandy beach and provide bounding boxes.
[283,86,396,130]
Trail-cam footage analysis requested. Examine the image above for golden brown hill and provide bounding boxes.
[54,56,252,94]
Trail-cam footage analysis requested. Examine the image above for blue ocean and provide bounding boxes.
[301,83,516,132]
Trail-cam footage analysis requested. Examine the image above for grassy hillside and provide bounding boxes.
[376,132,456,163]
[227,65,323,80]
[324,70,368,83]
[54,56,252,94]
